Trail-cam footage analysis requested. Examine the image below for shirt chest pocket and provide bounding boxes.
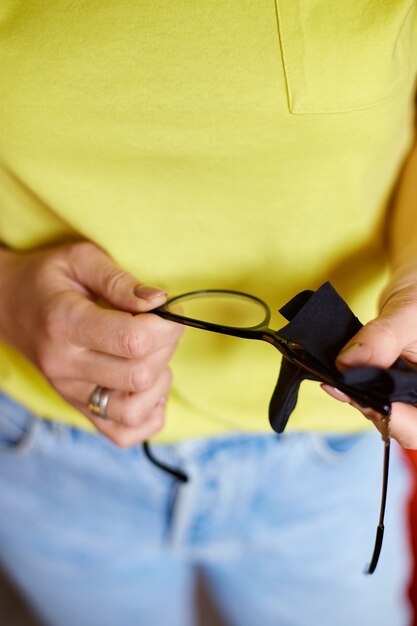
[275,0,417,114]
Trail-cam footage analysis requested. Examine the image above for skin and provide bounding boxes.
[325,114,417,449]
[0,111,416,449]
[0,241,183,448]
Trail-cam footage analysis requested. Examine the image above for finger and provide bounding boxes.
[57,368,172,426]
[85,401,167,448]
[321,385,417,449]
[387,402,417,449]
[347,399,417,448]
[322,383,386,420]
[320,384,351,403]
[66,241,168,313]
[105,377,171,427]
[63,291,183,357]
[336,306,417,372]
[59,343,177,392]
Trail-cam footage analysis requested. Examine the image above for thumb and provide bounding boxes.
[335,302,417,372]
[66,242,167,313]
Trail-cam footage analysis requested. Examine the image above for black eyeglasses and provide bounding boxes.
[146,288,391,574]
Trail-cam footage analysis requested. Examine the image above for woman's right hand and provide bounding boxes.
[0,241,183,447]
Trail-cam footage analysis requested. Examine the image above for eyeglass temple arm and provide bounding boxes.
[365,416,390,575]
[142,441,189,483]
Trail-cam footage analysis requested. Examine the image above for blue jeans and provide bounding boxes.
[0,391,412,626]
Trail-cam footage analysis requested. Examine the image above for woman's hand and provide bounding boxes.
[323,261,417,448]
[0,241,183,447]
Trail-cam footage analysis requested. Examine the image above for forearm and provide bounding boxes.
[0,246,22,344]
[333,109,417,449]
[387,122,417,272]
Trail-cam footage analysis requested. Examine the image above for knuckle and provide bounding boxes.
[111,431,135,449]
[128,366,153,393]
[136,330,153,355]
[118,331,144,358]
[120,402,143,427]
[119,332,150,359]
[69,241,99,263]
[37,345,61,378]
[119,413,136,428]
[102,267,129,296]
[41,300,66,339]
[367,318,398,345]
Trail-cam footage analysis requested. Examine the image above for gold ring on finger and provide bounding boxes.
[88,386,112,419]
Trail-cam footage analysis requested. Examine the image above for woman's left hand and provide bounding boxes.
[323,262,417,449]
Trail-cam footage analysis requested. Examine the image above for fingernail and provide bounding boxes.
[158,396,167,407]
[134,285,168,300]
[337,342,372,365]
[321,384,351,403]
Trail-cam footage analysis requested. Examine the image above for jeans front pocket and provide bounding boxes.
[0,391,39,455]
[275,0,417,114]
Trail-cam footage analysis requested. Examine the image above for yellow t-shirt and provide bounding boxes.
[0,1,416,442]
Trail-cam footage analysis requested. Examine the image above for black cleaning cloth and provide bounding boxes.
[269,282,417,433]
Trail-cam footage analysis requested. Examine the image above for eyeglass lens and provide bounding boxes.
[164,290,270,328]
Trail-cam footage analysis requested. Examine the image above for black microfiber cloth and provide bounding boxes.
[269,281,417,433]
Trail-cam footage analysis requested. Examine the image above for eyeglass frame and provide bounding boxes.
[146,288,391,575]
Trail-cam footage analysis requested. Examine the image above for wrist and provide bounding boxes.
[379,259,417,313]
